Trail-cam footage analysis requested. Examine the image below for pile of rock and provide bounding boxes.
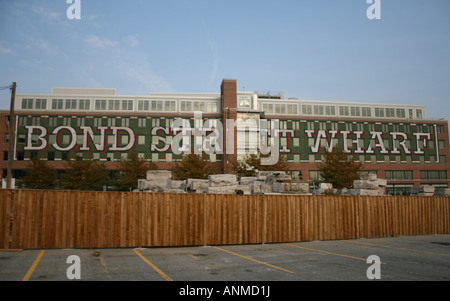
[138,170,186,193]
[351,174,387,196]
[249,171,310,195]
[137,170,314,195]
[410,185,435,196]
[206,174,253,195]
[434,188,450,197]
[313,183,338,195]
[185,179,209,193]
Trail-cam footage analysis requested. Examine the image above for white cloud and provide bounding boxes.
[0,43,13,54]
[122,35,140,48]
[118,60,173,93]
[84,35,119,49]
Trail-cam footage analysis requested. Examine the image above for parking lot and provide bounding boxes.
[1,234,449,283]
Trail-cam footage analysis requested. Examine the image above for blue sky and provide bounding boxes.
[1,0,449,120]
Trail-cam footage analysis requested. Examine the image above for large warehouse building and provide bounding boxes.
[1,79,449,195]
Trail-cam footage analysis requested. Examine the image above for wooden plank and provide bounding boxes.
[6,190,450,250]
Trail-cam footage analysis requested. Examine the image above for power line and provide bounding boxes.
[0,85,12,91]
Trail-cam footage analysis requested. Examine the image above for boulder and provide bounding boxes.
[206,186,239,194]
[240,177,257,185]
[167,179,186,190]
[209,174,238,187]
[354,180,379,190]
[261,183,274,193]
[186,179,209,193]
[273,182,310,194]
[147,170,172,181]
[138,179,168,192]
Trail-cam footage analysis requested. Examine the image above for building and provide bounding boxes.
[1,79,449,195]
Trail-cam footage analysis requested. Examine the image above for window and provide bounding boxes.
[350,107,361,117]
[420,170,447,180]
[109,99,120,110]
[386,108,395,118]
[107,118,116,127]
[437,125,445,134]
[396,109,406,118]
[274,104,286,114]
[152,100,163,111]
[309,171,323,181]
[79,99,90,110]
[121,118,130,127]
[416,109,423,119]
[122,100,133,111]
[314,105,324,115]
[302,105,312,115]
[375,108,384,117]
[165,100,176,112]
[65,99,76,110]
[387,184,414,196]
[339,106,349,116]
[287,104,298,115]
[386,170,413,180]
[206,102,218,113]
[52,99,64,110]
[181,101,192,112]
[22,99,33,110]
[35,99,47,110]
[193,102,205,112]
[138,100,149,111]
[31,117,40,126]
[95,100,106,110]
[138,118,146,128]
[361,107,371,117]
[263,103,273,114]
[325,106,336,116]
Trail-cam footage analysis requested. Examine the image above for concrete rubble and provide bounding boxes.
[185,179,209,193]
[138,170,185,193]
[434,188,450,197]
[137,170,313,195]
[136,171,449,197]
[351,174,387,196]
[410,185,435,197]
[313,183,337,195]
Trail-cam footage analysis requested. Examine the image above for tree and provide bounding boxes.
[318,147,363,189]
[171,153,217,180]
[230,153,289,180]
[61,156,109,191]
[19,156,58,189]
[113,152,158,191]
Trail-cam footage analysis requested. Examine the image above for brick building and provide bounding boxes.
[1,79,449,195]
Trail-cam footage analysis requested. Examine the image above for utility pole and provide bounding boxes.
[6,82,16,189]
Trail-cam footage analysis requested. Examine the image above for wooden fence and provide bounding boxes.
[0,189,449,250]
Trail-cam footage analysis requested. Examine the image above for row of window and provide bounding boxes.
[261,102,424,120]
[16,115,444,135]
[3,151,219,164]
[20,98,221,114]
[309,170,448,181]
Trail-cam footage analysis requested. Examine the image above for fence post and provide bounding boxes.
[262,195,267,245]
